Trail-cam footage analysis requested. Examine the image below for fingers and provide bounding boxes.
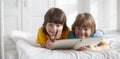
[77,46,88,51]
[50,35,55,42]
[50,30,62,40]
[45,30,62,49]
[50,31,57,42]
[45,39,54,49]
[77,45,96,51]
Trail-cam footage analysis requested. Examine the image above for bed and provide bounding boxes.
[4,37,18,59]
[9,31,120,59]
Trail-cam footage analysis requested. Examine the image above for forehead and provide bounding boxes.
[46,19,64,24]
[74,21,92,29]
[47,22,62,24]
[75,27,91,31]
[46,23,63,26]
[75,26,90,28]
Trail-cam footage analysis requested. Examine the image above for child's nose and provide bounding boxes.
[81,29,85,34]
[53,26,57,31]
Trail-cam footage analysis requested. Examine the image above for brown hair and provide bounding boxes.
[42,7,68,34]
[72,13,96,34]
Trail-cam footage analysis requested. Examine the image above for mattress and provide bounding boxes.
[4,37,18,59]
[16,39,120,59]
[9,30,120,59]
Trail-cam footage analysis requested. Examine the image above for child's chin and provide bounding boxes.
[78,36,85,39]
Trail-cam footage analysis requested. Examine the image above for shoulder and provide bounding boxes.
[68,31,77,39]
[38,27,45,35]
[63,27,70,34]
[37,27,49,40]
[61,27,70,39]
[38,27,43,31]
[69,31,74,36]
[90,29,104,37]
[65,27,70,32]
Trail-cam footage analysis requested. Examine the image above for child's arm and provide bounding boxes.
[93,41,110,50]
[76,41,110,51]
[39,39,54,49]
[44,39,54,49]
[44,30,62,49]
[76,45,95,51]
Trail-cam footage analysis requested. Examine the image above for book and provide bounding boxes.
[51,37,103,49]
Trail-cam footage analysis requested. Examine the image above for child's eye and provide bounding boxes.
[75,27,81,30]
[84,28,89,31]
[56,24,61,27]
[48,23,54,27]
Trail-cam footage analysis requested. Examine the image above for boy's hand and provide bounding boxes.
[77,46,89,51]
[76,45,95,51]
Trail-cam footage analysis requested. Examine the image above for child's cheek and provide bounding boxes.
[58,26,63,31]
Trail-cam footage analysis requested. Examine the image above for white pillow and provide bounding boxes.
[9,30,36,44]
[103,34,120,48]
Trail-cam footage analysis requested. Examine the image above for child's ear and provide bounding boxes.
[91,29,96,34]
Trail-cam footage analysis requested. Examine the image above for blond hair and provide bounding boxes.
[72,13,96,34]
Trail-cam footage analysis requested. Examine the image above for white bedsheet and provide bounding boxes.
[4,37,18,59]
[16,39,120,59]
[9,30,120,59]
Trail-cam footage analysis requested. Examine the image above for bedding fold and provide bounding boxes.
[16,39,120,59]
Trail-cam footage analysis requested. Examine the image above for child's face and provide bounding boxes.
[74,27,91,39]
[46,23,63,37]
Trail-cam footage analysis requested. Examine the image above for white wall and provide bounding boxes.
[0,0,4,59]
[55,0,78,29]
[77,0,118,32]
[0,5,1,58]
[57,0,118,32]
[3,0,51,59]
[91,0,117,32]
[77,0,90,13]
[118,0,120,32]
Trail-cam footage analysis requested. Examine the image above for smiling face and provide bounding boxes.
[74,27,91,39]
[72,13,96,39]
[42,8,67,35]
[46,23,63,38]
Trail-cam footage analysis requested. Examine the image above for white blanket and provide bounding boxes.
[10,30,120,59]
[16,39,120,59]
